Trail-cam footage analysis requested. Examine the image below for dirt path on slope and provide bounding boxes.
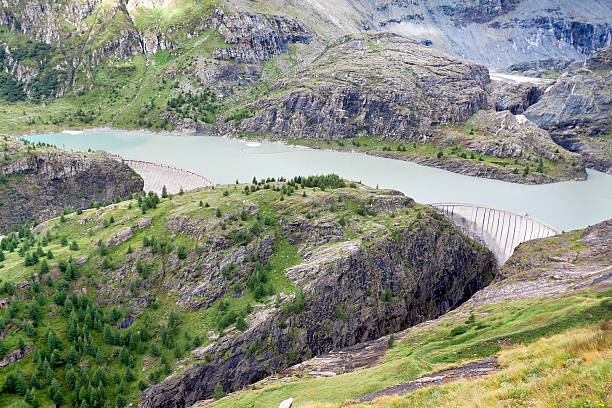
[354,356,499,403]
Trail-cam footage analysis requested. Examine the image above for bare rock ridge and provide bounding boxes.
[217,32,490,140]
[212,9,312,63]
[524,46,612,174]
[0,138,143,233]
[349,0,612,68]
[137,189,495,407]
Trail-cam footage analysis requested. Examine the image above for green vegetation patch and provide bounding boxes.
[210,291,611,407]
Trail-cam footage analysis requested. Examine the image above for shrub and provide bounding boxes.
[177,245,187,260]
[450,324,469,336]
[380,289,391,302]
[213,383,227,400]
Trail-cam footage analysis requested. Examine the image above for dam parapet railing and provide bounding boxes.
[430,203,560,265]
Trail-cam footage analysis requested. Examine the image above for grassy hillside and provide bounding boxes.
[1,175,490,408]
[208,292,611,408]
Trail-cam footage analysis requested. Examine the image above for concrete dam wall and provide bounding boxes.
[118,159,215,195]
[431,203,560,265]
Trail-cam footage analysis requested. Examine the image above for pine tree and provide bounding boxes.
[161,185,168,198]
[39,259,48,274]
[30,372,42,390]
[25,388,37,406]
[50,349,63,367]
[51,379,64,406]
[537,157,544,173]
[0,339,7,359]
[213,383,227,400]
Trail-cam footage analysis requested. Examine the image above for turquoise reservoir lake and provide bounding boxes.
[24,130,612,232]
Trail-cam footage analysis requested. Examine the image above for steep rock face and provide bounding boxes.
[490,81,543,115]
[507,57,574,78]
[347,0,612,68]
[524,46,612,173]
[138,190,495,407]
[220,32,489,140]
[0,138,143,232]
[212,9,312,63]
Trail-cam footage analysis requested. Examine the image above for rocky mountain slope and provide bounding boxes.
[202,218,612,407]
[524,46,612,174]
[0,176,495,407]
[347,0,612,68]
[0,0,609,183]
[0,137,143,233]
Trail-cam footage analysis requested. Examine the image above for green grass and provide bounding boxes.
[2,178,432,407]
[210,291,612,408]
[360,321,611,408]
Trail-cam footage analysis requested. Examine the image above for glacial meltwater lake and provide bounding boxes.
[24,130,612,232]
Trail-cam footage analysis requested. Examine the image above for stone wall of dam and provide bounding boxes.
[118,159,215,195]
[431,203,560,265]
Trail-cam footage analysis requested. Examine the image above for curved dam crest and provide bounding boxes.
[431,203,559,264]
[117,158,215,195]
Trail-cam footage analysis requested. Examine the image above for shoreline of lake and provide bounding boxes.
[23,130,612,232]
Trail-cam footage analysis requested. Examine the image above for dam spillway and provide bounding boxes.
[430,203,560,265]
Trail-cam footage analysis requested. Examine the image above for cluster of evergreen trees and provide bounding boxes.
[138,191,160,214]
[166,88,220,124]
[0,38,64,102]
[0,223,193,407]
[289,174,346,189]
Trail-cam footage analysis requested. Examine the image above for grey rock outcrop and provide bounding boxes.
[0,344,34,367]
[524,46,612,173]
[507,57,575,78]
[212,10,312,63]
[221,33,489,141]
[490,82,543,115]
[138,191,495,407]
[0,138,143,233]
